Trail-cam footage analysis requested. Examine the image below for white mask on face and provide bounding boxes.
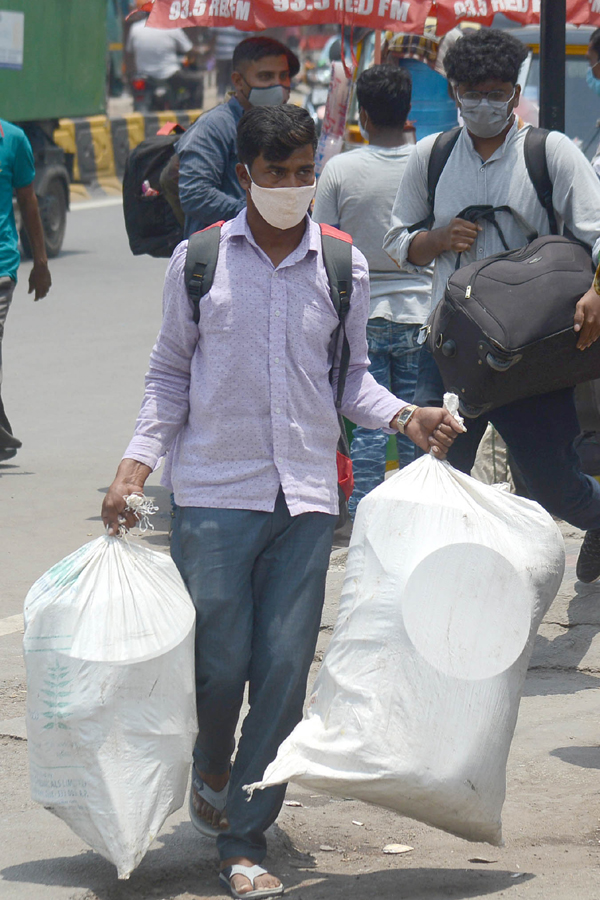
[245,166,316,230]
[457,89,516,139]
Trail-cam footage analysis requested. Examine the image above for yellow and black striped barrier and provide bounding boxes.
[54,110,202,190]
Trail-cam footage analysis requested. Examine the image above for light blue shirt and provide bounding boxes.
[0,119,35,282]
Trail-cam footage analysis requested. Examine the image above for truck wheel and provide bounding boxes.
[21,178,68,259]
[40,178,67,258]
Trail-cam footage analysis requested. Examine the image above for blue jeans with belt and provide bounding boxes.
[414,348,600,531]
[348,319,421,518]
[170,489,336,863]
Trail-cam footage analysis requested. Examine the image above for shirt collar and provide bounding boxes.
[462,115,520,163]
[228,95,245,121]
[229,209,320,268]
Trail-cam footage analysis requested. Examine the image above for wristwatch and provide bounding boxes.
[392,404,418,434]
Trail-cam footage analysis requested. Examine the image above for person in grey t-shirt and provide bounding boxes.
[384,29,600,585]
[314,65,432,517]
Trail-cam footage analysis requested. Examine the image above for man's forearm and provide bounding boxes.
[16,186,48,266]
[407,228,448,267]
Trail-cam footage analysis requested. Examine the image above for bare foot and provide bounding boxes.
[191,769,229,830]
[221,856,282,895]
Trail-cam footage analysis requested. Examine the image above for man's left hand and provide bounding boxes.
[574,286,600,350]
[402,407,466,460]
[27,263,52,300]
[28,262,52,301]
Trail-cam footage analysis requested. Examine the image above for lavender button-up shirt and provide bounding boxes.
[124,210,405,516]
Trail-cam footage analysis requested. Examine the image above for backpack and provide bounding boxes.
[123,126,184,258]
[184,221,355,520]
[408,126,559,236]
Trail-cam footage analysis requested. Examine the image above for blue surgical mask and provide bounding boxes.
[247,84,289,107]
[587,65,600,96]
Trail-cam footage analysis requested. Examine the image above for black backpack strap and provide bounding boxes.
[408,126,462,233]
[184,221,224,324]
[320,223,353,409]
[524,127,559,236]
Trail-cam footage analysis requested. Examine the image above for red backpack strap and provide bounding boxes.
[185,221,225,324]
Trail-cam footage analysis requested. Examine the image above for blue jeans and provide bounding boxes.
[348,319,421,517]
[170,490,336,863]
[414,349,600,531]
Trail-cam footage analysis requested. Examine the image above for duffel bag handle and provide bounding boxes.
[454,205,539,269]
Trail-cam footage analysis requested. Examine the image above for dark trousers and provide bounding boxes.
[0,277,16,439]
[414,349,600,531]
[170,490,336,862]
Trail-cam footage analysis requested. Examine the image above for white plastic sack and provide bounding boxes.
[247,454,565,845]
[24,534,197,878]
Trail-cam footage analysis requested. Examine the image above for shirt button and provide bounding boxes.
[278,457,283,463]
[275,310,281,317]
[478,248,484,254]
[276,407,281,414]
[273,271,279,278]
[480,165,485,172]
[274,357,280,363]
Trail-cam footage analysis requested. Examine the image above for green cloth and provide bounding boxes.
[0,119,35,282]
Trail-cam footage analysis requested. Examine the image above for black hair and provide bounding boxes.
[356,64,412,129]
[237,104,317,168]
[590,28,600,57]
[232,36,300,79]
[444,30,528,87]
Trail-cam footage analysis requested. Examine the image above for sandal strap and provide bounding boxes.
[191,768,228,812]
[223,864,267,885]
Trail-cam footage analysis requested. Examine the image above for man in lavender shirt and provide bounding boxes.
[102,105,462,899]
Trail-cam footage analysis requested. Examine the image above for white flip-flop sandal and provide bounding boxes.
[219,864,284,899]
[189,767,228,838]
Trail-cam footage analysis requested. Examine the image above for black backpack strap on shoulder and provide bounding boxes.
[524,127,559,236]
[408,126,462,233]
[184,221,224,324]
[320,223,353,409]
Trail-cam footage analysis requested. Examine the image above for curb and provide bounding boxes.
[54,110,202,188]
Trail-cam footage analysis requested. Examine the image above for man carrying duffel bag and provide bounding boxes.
[384,28,600,583]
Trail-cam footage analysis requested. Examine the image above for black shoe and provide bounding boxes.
[0,447,17,462]
[576,528,600,583]
[0,424,21,449]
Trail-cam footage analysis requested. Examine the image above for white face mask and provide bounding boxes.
[358,116,369,143]
[245,166,316,230]
[457,89,516,139]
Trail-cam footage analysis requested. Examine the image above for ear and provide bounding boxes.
[231,70,244,92]
[236,162,251,191]
[513,84,522,107]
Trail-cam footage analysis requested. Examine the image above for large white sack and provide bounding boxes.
[24,535,197,878]
[247,454,565,845]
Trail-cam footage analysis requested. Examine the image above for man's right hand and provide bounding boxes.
[440,218,481,254]
[101,459,152,536]
[408,218,481,266]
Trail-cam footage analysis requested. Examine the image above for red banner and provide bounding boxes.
[148,0,600,35]
[148,0,429,36]
[433,0,600,34]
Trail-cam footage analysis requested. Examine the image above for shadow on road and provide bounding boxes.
[0,834,534,900]
[550,744,600,769]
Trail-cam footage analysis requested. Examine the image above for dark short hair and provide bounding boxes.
[237,104,317,168]
[233,36,300,79]
[356,64,412,129]
[590,28,600,57]
[444,30,528,87]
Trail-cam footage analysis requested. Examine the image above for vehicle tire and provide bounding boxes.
[38,178,67,258]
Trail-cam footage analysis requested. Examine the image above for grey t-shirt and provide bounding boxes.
[313,143,433,325]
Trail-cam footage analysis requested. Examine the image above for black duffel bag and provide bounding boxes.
[427,206,596,418]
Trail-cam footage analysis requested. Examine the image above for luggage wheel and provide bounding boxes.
[486,352,522,372]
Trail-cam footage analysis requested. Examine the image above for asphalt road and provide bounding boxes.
[2,203,600,900]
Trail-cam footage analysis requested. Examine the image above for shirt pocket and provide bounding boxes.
[295,300,340,376]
